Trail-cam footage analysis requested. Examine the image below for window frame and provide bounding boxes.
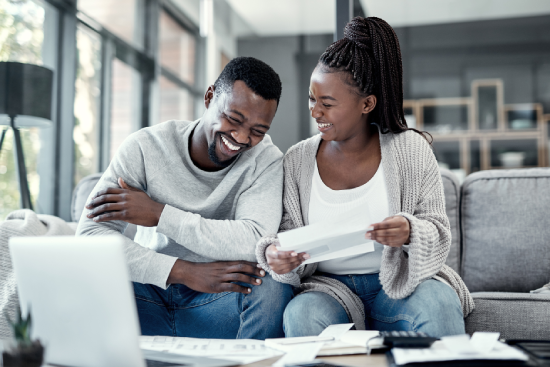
[34,0,203,220]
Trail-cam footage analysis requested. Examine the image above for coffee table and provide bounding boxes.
[242,353,388,367]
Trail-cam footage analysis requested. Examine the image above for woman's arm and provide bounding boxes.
[379,139,452,299]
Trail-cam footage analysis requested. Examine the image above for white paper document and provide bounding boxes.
[272,342,324,367]
[140,336,283,365]
[392,333,528,365]
[278,206,374,264]
[318,323,355,339]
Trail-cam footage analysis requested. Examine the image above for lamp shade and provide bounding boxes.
[0,61,54,120]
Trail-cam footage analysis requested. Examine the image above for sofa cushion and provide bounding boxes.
[461,168,550,292]
[439,168,461,274]
[465,292,550,340]
[0,210,76,338]
[71,172,103,222]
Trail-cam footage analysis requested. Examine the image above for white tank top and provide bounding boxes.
[309,160,389,275]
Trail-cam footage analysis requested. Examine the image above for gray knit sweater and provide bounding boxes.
[77,120,284,289]
[256,130,475,329]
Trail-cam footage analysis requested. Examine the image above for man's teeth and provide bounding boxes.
[318,123,333,128]
[221,135,241,151]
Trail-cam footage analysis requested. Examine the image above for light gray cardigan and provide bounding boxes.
[256,130,475,330]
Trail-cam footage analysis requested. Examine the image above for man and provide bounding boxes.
[77,57,293,339]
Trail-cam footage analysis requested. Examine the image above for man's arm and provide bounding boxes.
[88,157,285,262]
[81,132,281,289]
[76,132,179,289]
[157,158,284,261]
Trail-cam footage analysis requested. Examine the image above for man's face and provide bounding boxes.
[203,80,278,167]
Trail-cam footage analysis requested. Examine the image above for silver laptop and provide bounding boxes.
[9,236,236,367]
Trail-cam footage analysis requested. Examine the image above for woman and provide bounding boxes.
[255,17,474,338]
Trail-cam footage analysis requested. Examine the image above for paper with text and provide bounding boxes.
[140,336,282,365]
[278,205,374,264]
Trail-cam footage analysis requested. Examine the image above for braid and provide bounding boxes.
[319,17,431,142]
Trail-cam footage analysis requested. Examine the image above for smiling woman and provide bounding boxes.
[257,16,474,339]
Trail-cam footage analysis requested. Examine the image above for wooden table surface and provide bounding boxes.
[242,353,388,367]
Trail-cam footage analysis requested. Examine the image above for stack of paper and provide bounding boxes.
[391,332,528,365]
[140,336,282,365]
[266,329,384,357]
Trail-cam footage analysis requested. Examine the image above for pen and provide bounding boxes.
[276,336,335,345]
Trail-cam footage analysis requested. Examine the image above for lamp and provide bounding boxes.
[0,62,54,210]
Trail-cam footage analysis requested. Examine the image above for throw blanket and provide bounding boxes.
[0,210,76,338]
[256,131,475,329]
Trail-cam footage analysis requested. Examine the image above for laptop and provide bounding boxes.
[9,236,236,367]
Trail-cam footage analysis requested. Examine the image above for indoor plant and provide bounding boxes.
[2,308,44,367]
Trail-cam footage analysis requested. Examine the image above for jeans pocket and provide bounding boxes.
[174,285,233,309]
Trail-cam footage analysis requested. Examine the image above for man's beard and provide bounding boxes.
[208,132,239,168]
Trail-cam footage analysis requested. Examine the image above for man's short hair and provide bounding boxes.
[214,57,282,105]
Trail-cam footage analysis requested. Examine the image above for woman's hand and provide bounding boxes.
[266,244,310,275]
[366,216,410,247]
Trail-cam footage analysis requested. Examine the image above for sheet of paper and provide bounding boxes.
[392,340,528,365]
[470,332,500,354]
[140,336,282,365]
[318,323,354,340]
[440,334,476,354]
[278,205,375,264]
[272,342,324,367]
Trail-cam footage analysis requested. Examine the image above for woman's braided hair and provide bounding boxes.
[319,16,430,141]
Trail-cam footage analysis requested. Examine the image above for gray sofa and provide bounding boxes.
[3,169,548,340]
[440,168,550,340]
[73,170,550,339]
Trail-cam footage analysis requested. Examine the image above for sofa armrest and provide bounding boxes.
[465,292,550,340]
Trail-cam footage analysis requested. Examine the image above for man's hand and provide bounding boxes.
[86,178,165,227]
[266,244,309,275]
[168,259,266,294]
[365,215,411,247]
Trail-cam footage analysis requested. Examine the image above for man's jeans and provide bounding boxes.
[284,273,464,338]
[133,274,293,339]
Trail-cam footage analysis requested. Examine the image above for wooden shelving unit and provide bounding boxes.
[403,79,548,175]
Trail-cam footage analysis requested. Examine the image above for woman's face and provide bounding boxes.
[309,66,376,141]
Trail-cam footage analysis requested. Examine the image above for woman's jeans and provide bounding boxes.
[284,273,465,338]
[133,274,293,339]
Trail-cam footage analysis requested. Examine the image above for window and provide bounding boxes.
[74,24,102,185]
[158,9,199,125]
[110,58,141,159]
[159,75,195,123]
[0,0,53,218]
[159,10,196,86]
[77,0,144,50]
[1,0,202,219]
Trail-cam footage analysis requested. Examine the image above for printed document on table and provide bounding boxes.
[278,205,374,264]
[392,338,528,365]
[140,336,282,365]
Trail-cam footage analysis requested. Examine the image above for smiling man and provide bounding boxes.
[76,57,293,339]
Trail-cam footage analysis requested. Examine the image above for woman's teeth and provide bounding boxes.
[318,123,333,129]
[221,135,241,151]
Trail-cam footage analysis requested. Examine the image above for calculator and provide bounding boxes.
[380,331,438,348]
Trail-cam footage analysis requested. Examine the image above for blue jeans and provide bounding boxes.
[133,274,293,339]
[284,273,464,338]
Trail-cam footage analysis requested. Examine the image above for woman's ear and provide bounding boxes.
[362,95,377,114]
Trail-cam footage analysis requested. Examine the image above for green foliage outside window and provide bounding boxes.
[0,0,44,219]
